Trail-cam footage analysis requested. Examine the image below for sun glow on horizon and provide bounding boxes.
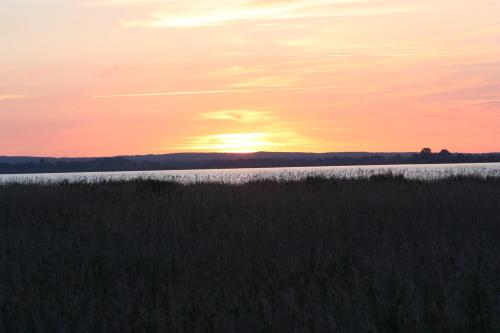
[174,128,319,153]
[177,133,279,153]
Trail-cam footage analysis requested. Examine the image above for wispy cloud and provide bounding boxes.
[93,85,340,98]
[121,0,415,28]
[0,94,29,101]
[197,110,276,123]
[229,76,299,88]
[204,66,262,78]
[279,39,317,47]
[473,100,500,110]
[80,0,166,6]
[93,89,251,98]
[212,51,257,57]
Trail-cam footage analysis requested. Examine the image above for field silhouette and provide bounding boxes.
[1,175,499,332]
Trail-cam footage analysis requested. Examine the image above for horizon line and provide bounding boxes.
[1,150,500,160]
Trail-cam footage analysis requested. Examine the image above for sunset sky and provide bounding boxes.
[1,0,500,156]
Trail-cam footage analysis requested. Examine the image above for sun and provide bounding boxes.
[183,132,277,153]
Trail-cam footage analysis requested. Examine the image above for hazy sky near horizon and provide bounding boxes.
[1,0,500,156]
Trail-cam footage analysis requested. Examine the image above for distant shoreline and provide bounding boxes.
[1,151,500,175]
[1,160,500,176]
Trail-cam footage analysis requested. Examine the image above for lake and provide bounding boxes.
[1,163,500,184]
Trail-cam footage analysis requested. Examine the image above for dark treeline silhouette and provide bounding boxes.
[1,149,500,174]
[1,175,499,331]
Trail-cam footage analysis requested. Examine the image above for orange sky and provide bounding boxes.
[1,0,499,156]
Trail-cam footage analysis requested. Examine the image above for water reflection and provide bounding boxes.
[1,163,500,184]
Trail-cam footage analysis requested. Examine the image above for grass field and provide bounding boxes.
[1,175,499,332]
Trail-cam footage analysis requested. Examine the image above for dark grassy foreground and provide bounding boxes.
[0,176,499,332]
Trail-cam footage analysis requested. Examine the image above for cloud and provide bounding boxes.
[474,100,500,110]
[229,76,299,88]
[197,110,276,123]
[80,0,166,6]
[93,89,253,98]
[278,39,317,47]
[121,0,415,28]
[93,85,340,98]
[204,66,262,78]
[430,83,500,101]
[212,51,257,57]
[412,62,500,103]
[0,94,29,101]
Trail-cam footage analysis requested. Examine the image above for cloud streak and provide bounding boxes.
[93,85,340,98]
[197,110,276,123]
[0,95,29,101]
[121,0,414,28]
[81,0,166,6]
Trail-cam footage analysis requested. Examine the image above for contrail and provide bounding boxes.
[93,86,339,98]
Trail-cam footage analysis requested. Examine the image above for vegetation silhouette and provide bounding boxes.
[1,175,499,331]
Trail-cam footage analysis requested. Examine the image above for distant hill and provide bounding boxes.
[123,151,416,163]
[0,152,414,165]
[0,151,499,174]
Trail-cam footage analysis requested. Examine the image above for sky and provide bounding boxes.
[1,0,499,156]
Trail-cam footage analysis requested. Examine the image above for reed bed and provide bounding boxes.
[1,163,500,185]
[0,175,499,332]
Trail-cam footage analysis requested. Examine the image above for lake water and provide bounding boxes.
[1,163,500,184]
